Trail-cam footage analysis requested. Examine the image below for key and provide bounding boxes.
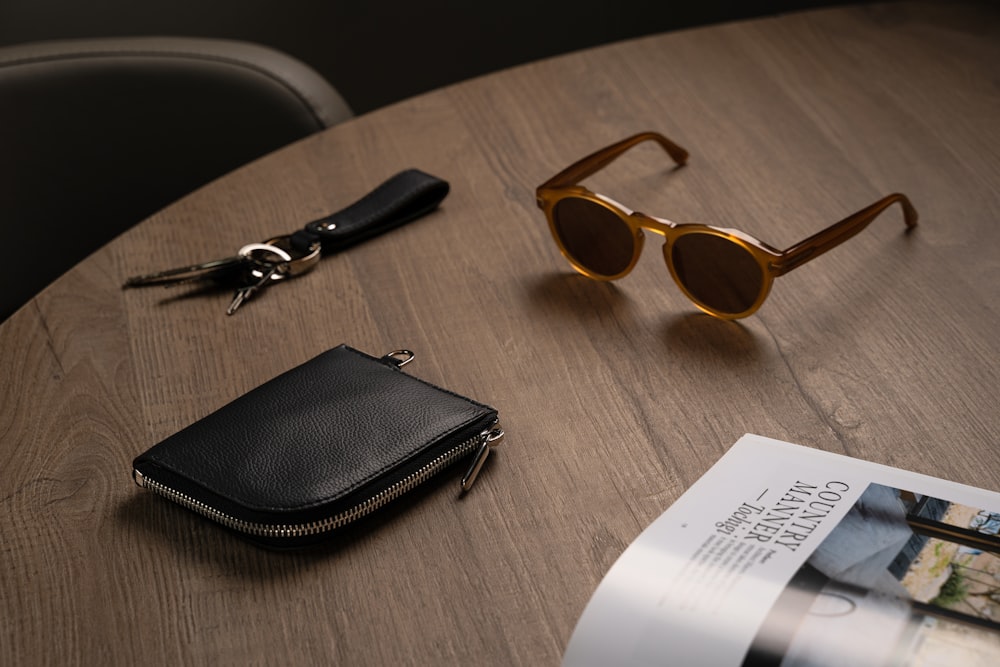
[226,260,287,315]
[124,236,317,316]
[123,243,293,288]
[123,255,250,288]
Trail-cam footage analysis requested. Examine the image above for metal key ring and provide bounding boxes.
[237,242,294,282]
[263,235,321,279]
[238,243,292,263]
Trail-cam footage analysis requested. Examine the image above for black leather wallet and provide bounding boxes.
[132,344,502,547]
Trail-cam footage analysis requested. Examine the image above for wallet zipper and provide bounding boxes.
[133,424,503,540]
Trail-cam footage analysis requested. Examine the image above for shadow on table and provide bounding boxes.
[528,272,765,364]
[527,272,634,324]
[125,281,239,310]
[660,312,764,365]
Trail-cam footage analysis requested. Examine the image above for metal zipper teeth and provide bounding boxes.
[136,430,487,540]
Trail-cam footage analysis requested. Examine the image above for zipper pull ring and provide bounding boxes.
[382,349,415,368]
[461,426,504,493]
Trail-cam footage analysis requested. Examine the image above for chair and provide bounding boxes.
[0,36,354,322]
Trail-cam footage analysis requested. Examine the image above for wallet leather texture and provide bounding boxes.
[133,344,499,546]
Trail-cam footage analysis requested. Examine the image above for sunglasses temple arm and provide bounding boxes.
[772,193,919,276]
[538,132,689,190]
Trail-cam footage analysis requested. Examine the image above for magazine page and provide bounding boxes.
[562,433,1000,667]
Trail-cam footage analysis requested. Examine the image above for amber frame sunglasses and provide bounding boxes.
[536,131,918,319]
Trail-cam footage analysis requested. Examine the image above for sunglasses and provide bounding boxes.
[536,132,918,319]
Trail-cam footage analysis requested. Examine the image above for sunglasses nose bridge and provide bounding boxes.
[631,211,675,238]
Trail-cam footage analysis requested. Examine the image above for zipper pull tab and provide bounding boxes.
[461,426,504,493]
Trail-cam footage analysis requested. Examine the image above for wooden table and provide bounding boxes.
[3,2,999,664]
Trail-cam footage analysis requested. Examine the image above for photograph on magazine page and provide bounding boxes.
[742,483,1000,667]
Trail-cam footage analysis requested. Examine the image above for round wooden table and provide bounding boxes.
[3,2,999,664]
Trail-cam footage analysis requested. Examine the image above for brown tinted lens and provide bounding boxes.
[552,198,635,277]
[671,233,763,315]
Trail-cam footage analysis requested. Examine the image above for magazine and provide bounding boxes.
[562,434,1000,667]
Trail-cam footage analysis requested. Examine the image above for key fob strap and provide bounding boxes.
[290,169,449,254]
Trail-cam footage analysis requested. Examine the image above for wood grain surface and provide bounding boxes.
[3,2,999,665]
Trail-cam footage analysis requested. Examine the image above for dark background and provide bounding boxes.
[0,1,871,114]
